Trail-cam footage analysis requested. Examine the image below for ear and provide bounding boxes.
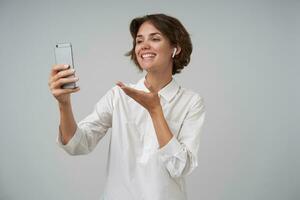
[175,46,181,56]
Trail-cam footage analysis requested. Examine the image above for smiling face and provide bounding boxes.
[134,21,175,74]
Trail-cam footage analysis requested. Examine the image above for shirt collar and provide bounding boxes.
[135,76,181,103]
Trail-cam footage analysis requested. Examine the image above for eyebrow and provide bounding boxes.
[136,32,162,38]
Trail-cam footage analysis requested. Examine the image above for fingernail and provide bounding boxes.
[64,64,69,68]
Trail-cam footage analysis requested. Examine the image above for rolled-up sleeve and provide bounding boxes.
[158,96,206,178]
[56,87,115,155]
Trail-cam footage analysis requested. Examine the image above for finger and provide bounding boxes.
[116,81,143,98]
[51,76,79,89]
[51,64,70,76]
[52,87,80,97]
[49,68,75,86]
[122,87,138,97]
[116,81,126,88]
[51,68,75,82]
[116,81,135,95]
[125,88,147,101]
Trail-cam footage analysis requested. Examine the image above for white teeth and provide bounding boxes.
[141,53,156,58]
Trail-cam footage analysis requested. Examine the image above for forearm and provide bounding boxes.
[58,102,77,145]
[149,107,173,148]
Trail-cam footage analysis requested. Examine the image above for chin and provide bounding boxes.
[140,64,153,71]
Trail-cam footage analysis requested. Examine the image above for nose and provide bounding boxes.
[140,41,150,50]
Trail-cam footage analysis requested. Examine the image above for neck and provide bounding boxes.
[145,69,173,93]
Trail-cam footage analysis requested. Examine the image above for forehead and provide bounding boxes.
[136,21,162,37]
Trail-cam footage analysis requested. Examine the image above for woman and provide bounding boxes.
[49,13,206,200]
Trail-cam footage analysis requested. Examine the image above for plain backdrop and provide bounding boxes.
[0,0,299,200]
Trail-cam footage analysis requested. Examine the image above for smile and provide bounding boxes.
[141,53,156,59]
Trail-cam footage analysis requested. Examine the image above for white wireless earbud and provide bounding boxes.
[172,48,177,58]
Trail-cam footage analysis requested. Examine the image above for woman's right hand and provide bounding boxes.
[48,64,80,104]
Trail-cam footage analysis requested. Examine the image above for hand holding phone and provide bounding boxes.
[49,43,80,104]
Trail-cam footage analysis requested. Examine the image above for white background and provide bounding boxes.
[0,0,298,200]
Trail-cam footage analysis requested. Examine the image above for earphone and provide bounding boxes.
[172,48,177,58]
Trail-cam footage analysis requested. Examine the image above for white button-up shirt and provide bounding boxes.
[57,76,206,200]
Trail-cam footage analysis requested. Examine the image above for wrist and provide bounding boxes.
[149,105,163,117]
[58,101,72,110]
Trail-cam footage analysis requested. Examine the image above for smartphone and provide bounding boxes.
[54,43,76,89]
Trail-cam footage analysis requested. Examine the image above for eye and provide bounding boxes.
[152,38,160,41]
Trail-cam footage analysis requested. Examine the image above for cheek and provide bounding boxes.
[134,47,140,58]
[134,48,142,65]
[155,43,170,54]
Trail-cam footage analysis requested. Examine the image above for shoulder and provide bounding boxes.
[178,87,206,121]
[95,85,122,106]
[180,87,205,107]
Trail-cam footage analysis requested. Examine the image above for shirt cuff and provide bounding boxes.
[157,136,182,160]
[56,126,82,151]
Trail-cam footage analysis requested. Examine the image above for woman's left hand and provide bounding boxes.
[116,80,162,114]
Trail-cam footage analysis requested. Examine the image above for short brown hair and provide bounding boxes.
[126,13,193,75]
